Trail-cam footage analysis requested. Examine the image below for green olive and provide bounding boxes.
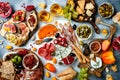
[17,56,22,62]
[11,58,17,63]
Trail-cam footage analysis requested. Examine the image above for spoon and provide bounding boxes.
[95,17,111,27]
[95,17,116,41]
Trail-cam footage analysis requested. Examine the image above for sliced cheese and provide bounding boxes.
[86,9,93,17]
[85,2,94,10]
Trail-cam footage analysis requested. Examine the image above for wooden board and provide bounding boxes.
[78,39,113,77]
[0,48,44,80]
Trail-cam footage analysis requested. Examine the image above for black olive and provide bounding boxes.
[55,33,60,38]
[83,47,91,56]
[69,53,76,57]
[44,38,53,42]
[58,61,63,65]
[18,64,24,69]
[14,64,19,68]
[72,24,77,30]
[16,69,21,74]
[83,43,88,48]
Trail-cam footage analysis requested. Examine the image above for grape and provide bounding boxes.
[68,12,72,20]
[72,13,78,19]
[77,68,89,80]
[64,13,69,18]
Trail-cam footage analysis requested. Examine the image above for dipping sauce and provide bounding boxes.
[89,41,101,53]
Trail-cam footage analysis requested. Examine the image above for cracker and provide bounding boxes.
[1,60,14,74]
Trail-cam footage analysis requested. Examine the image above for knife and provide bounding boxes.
[34,38,53,45]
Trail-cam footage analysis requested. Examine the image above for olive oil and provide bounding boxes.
[38,10,53,22]
[50,4,63,16]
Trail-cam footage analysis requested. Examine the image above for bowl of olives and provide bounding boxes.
[98,2,114,18]
[76,24,92,40]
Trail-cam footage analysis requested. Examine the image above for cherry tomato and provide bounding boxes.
[54,39,59,44]
[63,43,68,47]
[61,38,67,43]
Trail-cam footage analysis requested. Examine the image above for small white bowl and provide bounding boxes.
[76,24,92,41]
[89,41,101,54]
[2,51,18,61]
[98,2,114,18]
[22,53,39,70]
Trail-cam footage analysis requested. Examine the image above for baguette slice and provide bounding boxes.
[57,66,77,80]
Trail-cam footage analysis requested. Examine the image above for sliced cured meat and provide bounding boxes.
[0,2,12,18]
[38,47,48,57]
[38,43,55,60]
[45,53,52,60]
[48,43,56,53]
[15,22,30,41]
[20,69,42,80]
[26,10,37,31]
[0,21,16,36]
[11,10,25,23]
[44,43,50,50]
[62,56,74,65]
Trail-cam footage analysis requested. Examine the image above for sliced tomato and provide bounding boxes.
[0,2,12,18]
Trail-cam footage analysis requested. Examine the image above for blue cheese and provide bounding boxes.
[55,45,72,60]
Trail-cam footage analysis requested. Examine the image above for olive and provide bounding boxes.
[69,53,76,57]
[72,24,77,30]
[14,55,18,59]
[55,33,60,38]
[83,43,88,48]
[16,69,21,74]
[14,64,19,68]
[44,38,53,42]
[17,56,22,62]
[18,64,24,69]
[14,63,23,69]
[58,61,63,65]
[11,58,17,63]
[83,47,91,56]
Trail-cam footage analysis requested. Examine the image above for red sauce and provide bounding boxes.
[24,54,37,69]
[91,42,100,52]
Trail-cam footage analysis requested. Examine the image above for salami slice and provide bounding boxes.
[38,47,48,57]
[48,43,55,53]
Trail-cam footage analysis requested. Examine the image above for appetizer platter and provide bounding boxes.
[0,48,44,80]
[0,0,120,80]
